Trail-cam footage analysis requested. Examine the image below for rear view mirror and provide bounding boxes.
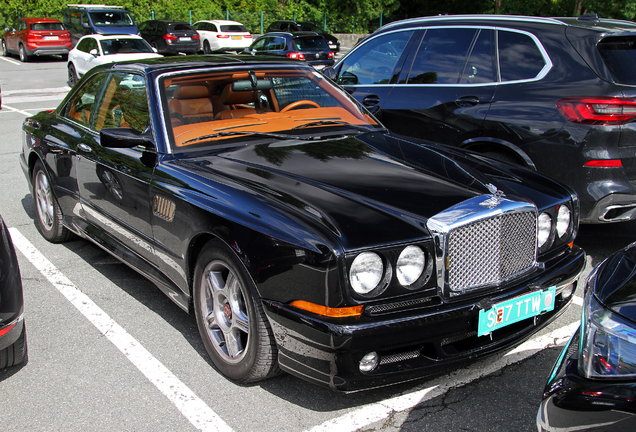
[232,79,272,91]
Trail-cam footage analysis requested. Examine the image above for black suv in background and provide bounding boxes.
[245,32,334,67]
[139,20,200,55]
[266,20,340,52]
[325,14,636,224]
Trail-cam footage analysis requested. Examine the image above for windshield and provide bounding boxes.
[31,22,65,31]
[220,25,248,33]
[161,67,382,150]
[294,36,329,51]
[100,38,153,55]
[298,22,321,33]
[89,11,135,27]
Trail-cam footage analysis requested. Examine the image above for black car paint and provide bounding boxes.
[139,20,200,55]
[330,15,636,224]
[20,57,584,390]
[0,214,27,368]
[538,243,636,431]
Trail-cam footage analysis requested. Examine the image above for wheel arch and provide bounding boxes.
[461,138,537,171]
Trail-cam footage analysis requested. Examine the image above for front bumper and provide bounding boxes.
[537,329,636,431]
[263,245,586,391]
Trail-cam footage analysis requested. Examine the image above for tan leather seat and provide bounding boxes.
[215,85,271,120]
[169,85,216,124]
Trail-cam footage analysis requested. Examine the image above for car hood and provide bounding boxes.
[594,242,636,321]
[178,132,559,250]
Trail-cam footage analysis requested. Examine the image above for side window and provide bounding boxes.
[18,20,26,31]
[63,73,108,127]
[498,30,545,81]
[268,36,285,50]
[88,38,99,53]
[460,29,496,84]
[252,37,268,51]
[76,37,90,52]
[93,73,149,132]
[81,11,89,26]
[337,30,415,85]
[406,28,478,84]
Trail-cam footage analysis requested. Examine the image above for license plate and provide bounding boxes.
[179,37,191,42]
[477,286,556,336]
[231,35,242,40]
[44,36,59,40]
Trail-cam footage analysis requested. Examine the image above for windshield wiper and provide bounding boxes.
[183,131,302,145]
[292,120,382,132]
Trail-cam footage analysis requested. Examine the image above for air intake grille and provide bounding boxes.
[447,211,536,292]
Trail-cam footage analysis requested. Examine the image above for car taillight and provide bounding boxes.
[584,159,623,167]
[244,35,252,39]
[328,52,334,59]
[287,52,305,60]
[557,97,636,125]
[217,34,230,38]
[163,34,178,40]
[192,34,200,40]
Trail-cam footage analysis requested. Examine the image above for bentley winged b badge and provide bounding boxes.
[480,183,505,208]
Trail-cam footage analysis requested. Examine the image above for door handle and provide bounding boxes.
[455,96,480,107]
[362,95,381,106]
[78,143,92,153]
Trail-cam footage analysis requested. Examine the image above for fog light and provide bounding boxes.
[359,351,379,372]
[561,283,575,300]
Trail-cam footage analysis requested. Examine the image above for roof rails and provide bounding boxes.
[66,4,124,9]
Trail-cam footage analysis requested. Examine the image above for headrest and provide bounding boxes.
[174,85,209,100]
[221,85,258,106]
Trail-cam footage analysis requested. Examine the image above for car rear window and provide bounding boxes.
[598,37,636,85]
[293,36,328,51]
[220,25,247,33]
[31,22,65,31]
[168,23,194,32]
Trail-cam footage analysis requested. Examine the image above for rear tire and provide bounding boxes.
[18,44,29,62]
[193,240,280,383]
[32,161,74,243]
[68,63,78,87]
[203,40,212,54]
[0,325,28,369]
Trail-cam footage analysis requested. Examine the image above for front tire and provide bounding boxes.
[193,241,279,383]
[1,39,8,57]
[32,161,73,243]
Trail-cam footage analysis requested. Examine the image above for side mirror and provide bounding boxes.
[321,66,336,81]
[100,127,153,149]
[89,48,99,57]
[82,22,90,29]
[151,46,158,53]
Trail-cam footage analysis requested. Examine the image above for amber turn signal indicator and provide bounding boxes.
[291,300,364,317]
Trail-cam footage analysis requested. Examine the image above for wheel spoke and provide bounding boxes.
[224,329,244,358]
[233,313,249,334]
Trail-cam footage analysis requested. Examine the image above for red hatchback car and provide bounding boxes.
[2,17,72,62]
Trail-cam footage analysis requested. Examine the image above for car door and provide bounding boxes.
[40,72,110,221]
[74,71,157,266]
[71,37,94,76]
[334,29,419,118]
[381,27,497,146]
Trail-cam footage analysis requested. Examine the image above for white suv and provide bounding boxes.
[193,20,252,54]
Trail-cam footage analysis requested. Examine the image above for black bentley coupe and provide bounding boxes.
[20,55,585,390]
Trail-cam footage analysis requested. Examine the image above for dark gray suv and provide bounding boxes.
[326,14,636,223]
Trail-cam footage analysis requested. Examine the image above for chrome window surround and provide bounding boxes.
[426,195,538,298]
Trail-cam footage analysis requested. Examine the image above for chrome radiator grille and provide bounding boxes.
[447,211,537,292]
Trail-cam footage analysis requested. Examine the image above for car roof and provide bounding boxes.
[375,13,636,34]
[77,34,145,42]
[19,17,64,24]
[103,54,315,75]
[264,31,320,37]
[194,20,245,26]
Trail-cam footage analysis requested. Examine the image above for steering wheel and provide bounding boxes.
[280,100,320,112]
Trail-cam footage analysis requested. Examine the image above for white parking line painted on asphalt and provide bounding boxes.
[2,86,71,94]
[1,104,33,116]
[2,86,70,105]
[9,228,234,432]
[0,56,21,65]
[306,316,581,432]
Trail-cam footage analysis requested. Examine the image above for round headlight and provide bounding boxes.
[538,212,552,247]
[350,252,384,295]
[556,205,571,238]
[397,246,425,286]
